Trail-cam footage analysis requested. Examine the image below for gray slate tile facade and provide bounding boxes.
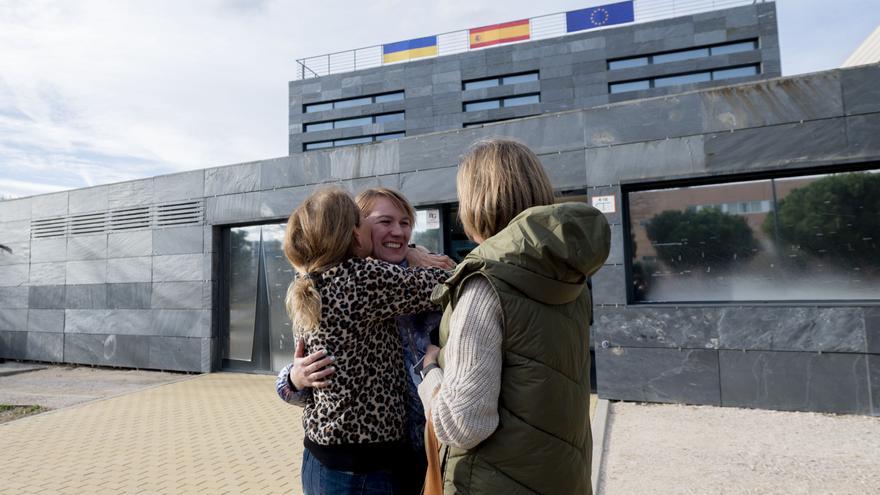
[1,4,879,416]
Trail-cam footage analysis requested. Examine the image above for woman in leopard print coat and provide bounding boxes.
[283,186,448,494]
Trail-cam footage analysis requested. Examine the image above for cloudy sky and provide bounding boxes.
[0,0,876,199]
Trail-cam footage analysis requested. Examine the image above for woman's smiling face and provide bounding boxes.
[364,197,413,264]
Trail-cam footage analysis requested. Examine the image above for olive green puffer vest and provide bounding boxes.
[432,202,611,495]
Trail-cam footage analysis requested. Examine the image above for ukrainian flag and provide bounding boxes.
[469,19,530,49]
[383,36,439,64]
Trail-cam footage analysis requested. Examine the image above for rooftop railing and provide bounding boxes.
[294,0,766,80]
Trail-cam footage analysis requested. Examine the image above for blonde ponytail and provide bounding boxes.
[283,187,361,333]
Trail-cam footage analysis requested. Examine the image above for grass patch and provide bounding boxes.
[0,404,45,423]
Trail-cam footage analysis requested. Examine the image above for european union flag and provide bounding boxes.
[566,1,634,33]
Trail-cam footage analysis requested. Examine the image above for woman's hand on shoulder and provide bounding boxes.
[406,246,456,269]
[289,339,335,390]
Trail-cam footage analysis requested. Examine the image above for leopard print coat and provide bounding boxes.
[297,257,448,446]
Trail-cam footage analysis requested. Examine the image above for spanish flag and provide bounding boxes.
[469,19,530,49]
[383,36,439,64]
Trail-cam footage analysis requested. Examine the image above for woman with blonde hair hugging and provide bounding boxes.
[418,138,611,494]
[281,186,448,494]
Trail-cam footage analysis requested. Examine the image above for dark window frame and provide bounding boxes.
[303,91,405,113]
[303,131,405,151]
[462,71,540,91]
[609,64,760,94]
[462,92,541,112]
[607,38,759,70]
[303,111,405,133]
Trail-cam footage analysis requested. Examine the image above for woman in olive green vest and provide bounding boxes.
[417,138,611,495]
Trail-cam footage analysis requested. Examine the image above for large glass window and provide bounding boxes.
[627,169,880,302]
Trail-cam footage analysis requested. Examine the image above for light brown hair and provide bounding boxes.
[456,138,555,241]
[355,187,416,224]
[283,187,361,333]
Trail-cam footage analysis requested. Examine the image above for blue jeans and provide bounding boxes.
[301,449,400,495]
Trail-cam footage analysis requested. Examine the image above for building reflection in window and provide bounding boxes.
[628,169,880,302]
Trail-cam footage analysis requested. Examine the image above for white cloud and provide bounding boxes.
[0,0,874,199]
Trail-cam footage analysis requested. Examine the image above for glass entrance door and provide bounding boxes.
[222,223,295,373]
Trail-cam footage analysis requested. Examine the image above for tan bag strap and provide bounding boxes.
[423,391,444,495]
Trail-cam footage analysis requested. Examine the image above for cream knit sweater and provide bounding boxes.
[417,276,503,450]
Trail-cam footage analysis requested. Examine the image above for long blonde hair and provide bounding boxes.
[284,187,361,333]
[457,138,555,241]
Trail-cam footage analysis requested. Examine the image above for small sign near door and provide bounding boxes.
[591,194,616,214]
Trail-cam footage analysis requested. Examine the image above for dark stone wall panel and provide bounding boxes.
[705,119,848,173]
[719,350,871,415]
[596,346,720,405]
[0,330,26,358]
[718,306,866,353]
[28,286,66,309]
[867,307,880,355]
[869,354,880,417]
[64,333,150,369]
[841,64,880,116]
[699,73,843,134]
[593,306,720,350]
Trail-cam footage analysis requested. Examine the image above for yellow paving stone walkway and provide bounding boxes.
[1,373,599,495]
[0,373,304,495]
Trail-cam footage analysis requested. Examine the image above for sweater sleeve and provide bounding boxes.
[275,362,312,407]
[417,276,502,450]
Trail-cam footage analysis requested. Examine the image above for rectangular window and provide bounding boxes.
[304,141,333,151]
[332,97,372,110]
[303,132,405,151]
[607,39,759,71]
[303,112,405,133]
[374,112,405,124]
[304,91,404,113]
[504,94,539,107]
[710,40,758,56]
[303,102,332,113]
[654,72,712,88]
[713,65,759,80]
[463,71,539,91]
[653,47,710,64]
[464,99,501,112]
[464,79,500,91]
[303,121,333,133]
[463,93,540,112]
[502,72,539,85]
[627,169,880,302]
[374,92,405,103]
[608,57,649,70]
[334,116,373,129]
[609,80,650,94]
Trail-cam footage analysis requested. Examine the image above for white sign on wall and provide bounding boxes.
[591,195,616,214]
[416,208,442,231]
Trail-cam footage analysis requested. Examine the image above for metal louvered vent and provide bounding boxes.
[69,212,107,235]
[109,206,151,231]
[155,201,203,227]
[31,217,68,239]
[30,200,204,238]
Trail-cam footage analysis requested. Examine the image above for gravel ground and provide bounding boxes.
[598,402,880,495]
[0,364,191,410]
